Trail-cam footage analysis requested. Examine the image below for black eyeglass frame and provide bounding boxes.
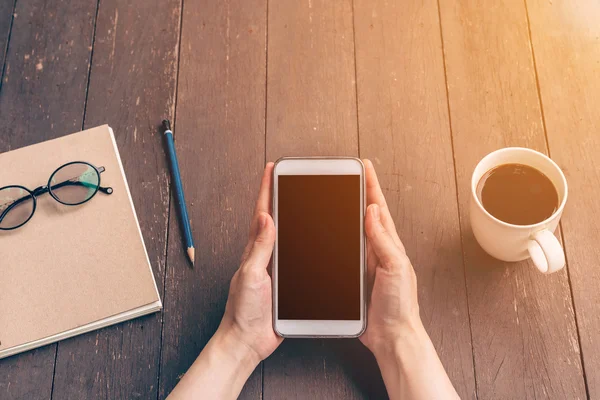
[0,161,113,231]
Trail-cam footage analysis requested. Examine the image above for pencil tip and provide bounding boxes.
[187,247,195,266]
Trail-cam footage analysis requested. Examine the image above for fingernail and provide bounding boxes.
[259,214,267,231]
[371,204,380,221]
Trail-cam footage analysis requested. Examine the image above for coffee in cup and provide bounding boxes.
[476,163,559,226]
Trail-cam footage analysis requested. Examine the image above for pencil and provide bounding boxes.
[162,119,195,266]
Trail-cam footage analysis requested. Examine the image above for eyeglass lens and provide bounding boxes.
[0,187,35,229]
[49,163,100,205]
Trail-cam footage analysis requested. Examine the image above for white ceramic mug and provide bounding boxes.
[470,147,568,274]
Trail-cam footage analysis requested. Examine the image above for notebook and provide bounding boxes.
[0,125,161,359]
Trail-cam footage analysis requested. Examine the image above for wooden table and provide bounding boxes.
[1,0,598,398]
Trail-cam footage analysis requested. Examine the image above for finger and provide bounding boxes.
[363,159,405,252]
[241,163,275,262]
[365,204,411,273]
[254,162,275,216]
[364,159,389,209]
[366,240,376,278]
[241,212,275,271]
[365,240,376,299]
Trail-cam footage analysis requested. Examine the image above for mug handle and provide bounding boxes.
[527,230,566,274]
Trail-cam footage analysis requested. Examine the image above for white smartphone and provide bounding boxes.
[272,157,366,338]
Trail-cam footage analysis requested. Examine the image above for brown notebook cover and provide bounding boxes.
[0,125,161,359]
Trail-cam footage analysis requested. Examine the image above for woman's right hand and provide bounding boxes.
[360,160,460,400]
[359,159,423,354]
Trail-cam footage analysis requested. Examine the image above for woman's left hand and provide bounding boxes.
[217,162,283,364]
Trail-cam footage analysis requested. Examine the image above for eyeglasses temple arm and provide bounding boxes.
[96,166,111,193]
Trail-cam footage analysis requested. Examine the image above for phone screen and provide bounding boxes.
[277,174,361,320]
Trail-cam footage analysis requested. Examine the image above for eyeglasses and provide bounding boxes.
[0,161,113,230]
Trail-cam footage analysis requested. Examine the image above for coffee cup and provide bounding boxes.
[470,147,568,274]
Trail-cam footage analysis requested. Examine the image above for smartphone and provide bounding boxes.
[272,157,366,338]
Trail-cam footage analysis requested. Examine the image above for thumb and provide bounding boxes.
[365,204,408,272]
[241,212,275,271]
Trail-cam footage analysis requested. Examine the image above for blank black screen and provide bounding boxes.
[277,175,361,320]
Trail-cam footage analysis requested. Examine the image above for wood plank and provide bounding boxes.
[158,0,267,398]
[0,0,96,148]
[0,1,97,399]
[526,0,600,396]
[265,0,357,158]
[353,0,476,398]
[438,0,587,398]
[263,0,364,398]
[0,0,15,70]
[49,0,180,398]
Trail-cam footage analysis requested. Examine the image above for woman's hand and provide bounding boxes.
[360,159,422,353]
[217,162,283,364]
[168,163,282,400]
[359,160,459,400]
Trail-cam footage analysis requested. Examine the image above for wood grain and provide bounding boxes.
[158,0,267,398]
[0,0,97,399]
[526,0,600,396]
[263,0,363,398]
[438,0,586,398]
[0,0,14,71]
[0,0,96,148]
[265,0,358,158]
[49,0,180,398]
[353,0,476,398]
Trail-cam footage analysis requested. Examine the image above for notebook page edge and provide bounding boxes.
[107,126,162,307]
[0,301,162,360]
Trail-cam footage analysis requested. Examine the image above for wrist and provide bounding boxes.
[212,326,261,374]
[168,326,260,399]
[371,319,429,361]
